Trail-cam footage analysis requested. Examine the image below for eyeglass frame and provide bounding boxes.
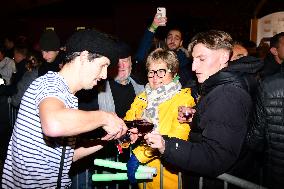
[147,68,171,78]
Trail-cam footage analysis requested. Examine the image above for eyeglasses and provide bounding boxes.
[147,69,171,78]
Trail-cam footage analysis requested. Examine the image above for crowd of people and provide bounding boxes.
[0,11,283,189]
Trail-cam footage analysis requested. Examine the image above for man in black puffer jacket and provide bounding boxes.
[139,30,263,189]
[246,32,284,189]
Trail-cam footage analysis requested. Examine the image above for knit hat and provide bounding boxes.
[116,41,131,59]
[65,29,118,66]
[39,30,60,51]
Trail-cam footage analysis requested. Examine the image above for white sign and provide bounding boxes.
[257,11,284,46]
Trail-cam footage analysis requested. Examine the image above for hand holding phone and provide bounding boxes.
[157,7,166,26]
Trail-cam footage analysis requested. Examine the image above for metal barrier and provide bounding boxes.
[7,97,18,127]
[90,163,267,189]
[217,173,267,189]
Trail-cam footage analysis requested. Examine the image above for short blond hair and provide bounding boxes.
[146,49,179,76]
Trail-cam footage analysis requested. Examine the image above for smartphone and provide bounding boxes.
[157,7,166,18]
[157,7,166,26]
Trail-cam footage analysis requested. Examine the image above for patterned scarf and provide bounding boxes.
[142,80,182,129]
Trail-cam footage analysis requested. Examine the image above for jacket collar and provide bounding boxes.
[200,56,264,96]
[200,70,243,96]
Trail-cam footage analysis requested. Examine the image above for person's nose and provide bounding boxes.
[101,67,108,79]
[42,52,48,60]
[192,60,198,72]
[152,72,160,79]
[119,62,126,69]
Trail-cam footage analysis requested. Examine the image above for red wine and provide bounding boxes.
[184,112,191,120]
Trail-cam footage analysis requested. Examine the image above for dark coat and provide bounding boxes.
[162,56,263,178]
[246,71,284,189]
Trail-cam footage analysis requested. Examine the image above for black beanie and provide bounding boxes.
[116,41,131,59]
[65,29,118,66]
[39,30,60,51]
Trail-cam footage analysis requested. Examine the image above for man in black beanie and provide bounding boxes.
[38,29,65,76]
[2,29,128,188]
[71,39,144,188]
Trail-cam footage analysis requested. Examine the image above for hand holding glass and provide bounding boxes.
[178,105,195,123]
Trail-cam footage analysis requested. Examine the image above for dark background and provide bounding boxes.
[1,0,283,49]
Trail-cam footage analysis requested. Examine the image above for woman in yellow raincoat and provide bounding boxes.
[125,49,195,189]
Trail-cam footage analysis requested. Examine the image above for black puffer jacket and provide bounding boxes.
[246,71,284,189]
[162,56,263,177]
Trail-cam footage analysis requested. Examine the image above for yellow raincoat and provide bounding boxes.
[124,88,195,189]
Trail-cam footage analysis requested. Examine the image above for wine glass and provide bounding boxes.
[184,108,192,120]
[178,104,192,122]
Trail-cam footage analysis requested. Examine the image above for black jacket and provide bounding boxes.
[246,71,284,189]
[162,56,263,177]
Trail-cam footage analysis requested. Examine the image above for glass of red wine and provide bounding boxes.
[184,109,192,120]
[178,105,192,122]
